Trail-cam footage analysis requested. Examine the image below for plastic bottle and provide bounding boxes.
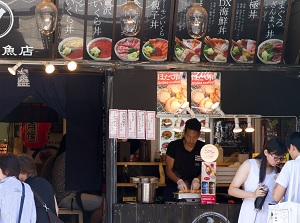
[122,164,129,183]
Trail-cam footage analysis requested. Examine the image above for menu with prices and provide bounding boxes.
[57,0,85,60]
[109,109,119,138]
[257,0,291,64]
[201,162,216,204]
[137,110,146,139]
[202,0,233,63]
[157,71,187,114]
[146,111,156,140]
[230,0,261,64]
[191,72,221,115]
[118,110,128,139]
[127,110,137,139]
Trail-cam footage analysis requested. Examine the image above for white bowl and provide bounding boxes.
[257,39,283,64]
[58,37,83,59]
[87,37,112,61]
[142,38,168,62]
[230,39,255,63]
[114,37,140,61]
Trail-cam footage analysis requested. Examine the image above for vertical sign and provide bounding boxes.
[230,0,262,63]
[140,0,173,62]
[118,110,127,139]
[127,110,137,139]
[146,111,156,140]
[191,72,221,115]
[85,0,114,61]
[109,109,119,138]
[137,110,146,139]
[157,71,187,114]
[57,0,85,60]
[202,0,233,63]
[173,0,203,63]
[257,0,290,64]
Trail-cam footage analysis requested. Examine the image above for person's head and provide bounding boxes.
[256,137,287,183]
[183,118,201,148]
[286,132,300,160]
[18,154,37,181]
[0,153,20,180]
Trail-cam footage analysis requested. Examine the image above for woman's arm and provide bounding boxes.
[228,160,263,199]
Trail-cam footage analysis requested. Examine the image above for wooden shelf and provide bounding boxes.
[117,183,230,187]
[117,162,166,166]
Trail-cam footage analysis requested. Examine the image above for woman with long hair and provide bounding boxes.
[228,137,287,223]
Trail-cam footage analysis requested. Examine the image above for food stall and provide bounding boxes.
[1,0,300,222]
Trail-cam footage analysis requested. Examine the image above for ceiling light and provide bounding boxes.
[186,0,208,39]
[173,116,183,133]
[67,61,77,71]
[181,101,195,118]
[35,0,58,35]
[201,116,211,132]
[233,116,242,133]
[44,63,55,74]
[245,116,255,132]
[8,61,22,75]
[120,0,141,36]
[212,102,225,116]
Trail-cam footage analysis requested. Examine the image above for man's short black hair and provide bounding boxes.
[184,118,201,133]
[287,132,300,152]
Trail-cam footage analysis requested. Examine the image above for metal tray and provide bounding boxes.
[173,192,201,199]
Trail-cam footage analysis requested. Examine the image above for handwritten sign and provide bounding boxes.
[109,109,119,138]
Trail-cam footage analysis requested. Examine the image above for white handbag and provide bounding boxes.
[267,166,300,223]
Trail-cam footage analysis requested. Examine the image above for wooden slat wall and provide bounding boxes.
[113,203,241,223]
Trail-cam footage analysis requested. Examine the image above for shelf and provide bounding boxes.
[117,183,166,187]
[117,183,230,187]
[117,162,166,166]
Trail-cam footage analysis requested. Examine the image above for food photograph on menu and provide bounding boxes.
[157,71,187,114]
[58,37,84,60]
[87,37,112,61]
[114,37,141,61]
[142,38,168,62]
[191,72,221,114]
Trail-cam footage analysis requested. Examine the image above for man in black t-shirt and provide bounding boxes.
[164,118,204,202]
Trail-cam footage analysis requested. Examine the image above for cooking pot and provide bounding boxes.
[136,182,157,203]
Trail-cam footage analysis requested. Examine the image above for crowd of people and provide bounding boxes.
[0,134,103,223]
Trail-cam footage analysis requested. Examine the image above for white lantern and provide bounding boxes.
[35,0,58,35]
[120,0,141,36]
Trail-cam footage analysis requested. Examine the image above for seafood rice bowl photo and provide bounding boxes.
[174,37,201,63]
[114,37,140,61]
[142,38,168,61]
[203,36,229,63]
[257,39,283,64]
[87,37,112,61]
[230,39,256,63]
[58,37,84,59]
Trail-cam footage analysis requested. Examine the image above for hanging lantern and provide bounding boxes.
[186,1,208,39]
[120,0,141,36]
[35,0,58,35]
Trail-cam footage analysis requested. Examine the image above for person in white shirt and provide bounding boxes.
[273,132,300,203]
[0,153,36,223]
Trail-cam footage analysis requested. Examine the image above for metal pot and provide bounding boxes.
[136,182,157,203]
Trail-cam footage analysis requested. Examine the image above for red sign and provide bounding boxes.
[21,123,51,148]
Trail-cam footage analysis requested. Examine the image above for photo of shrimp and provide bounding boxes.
[203,36,229,63]
[174,37,202,63]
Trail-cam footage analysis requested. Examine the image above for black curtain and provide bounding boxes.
[65,74,103,191]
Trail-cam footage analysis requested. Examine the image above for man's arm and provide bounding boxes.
[273,183,286,202]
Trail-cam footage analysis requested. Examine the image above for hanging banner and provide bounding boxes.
[21,122,51,148]
[157,71,187,114]
[230,0,262,64]
[191,72,221,115]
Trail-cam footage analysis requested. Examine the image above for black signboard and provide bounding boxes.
[230,0,262,64]
[257,0,291,64]
[202,0,234,63]
[0,0,51,59]
[56,0,85,60]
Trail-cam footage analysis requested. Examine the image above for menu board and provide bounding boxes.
[173,0,202,63]
[157,71,187,114]
[230,0,262,64]
[85,0,115,61]
[0,0,51,59]
[140,0,173,62]
[191,72,221,115]
[257,0,290,64]
[158,117,205,153]
[57,0,86,60]
[202,0,233,63]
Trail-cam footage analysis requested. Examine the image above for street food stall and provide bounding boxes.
[1,0,300,222]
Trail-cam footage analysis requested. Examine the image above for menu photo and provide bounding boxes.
[157,71,187,114]
[191,72,221,115]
